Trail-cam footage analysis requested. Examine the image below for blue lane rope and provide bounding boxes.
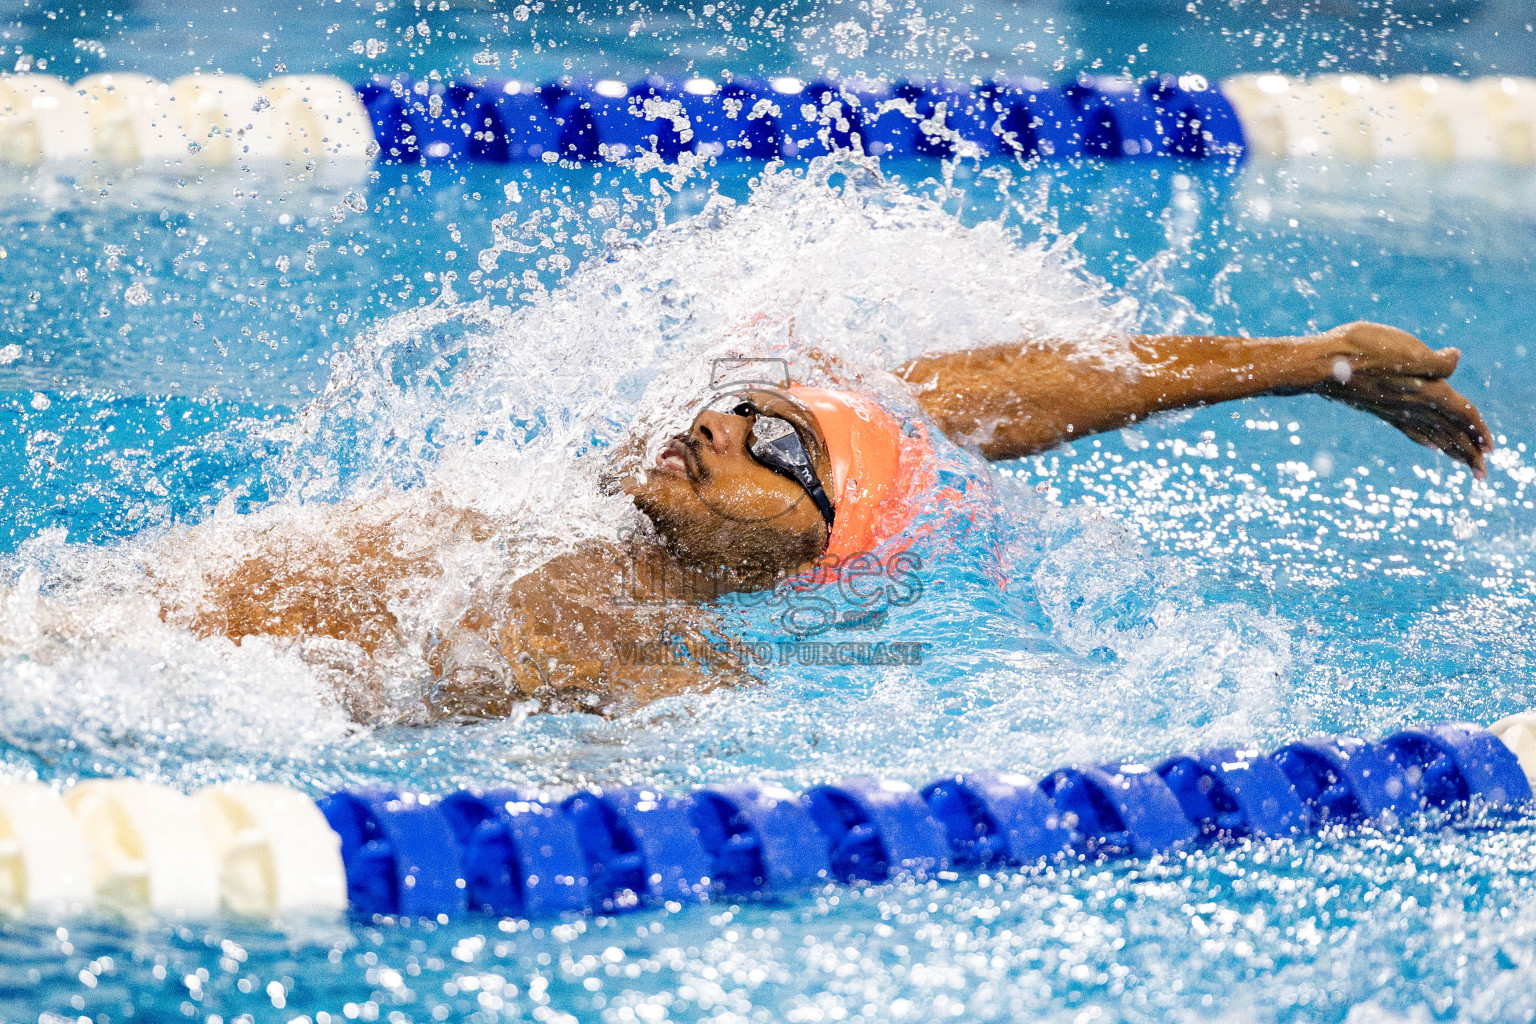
[353,73,1247,165]
[315,720,1533,921]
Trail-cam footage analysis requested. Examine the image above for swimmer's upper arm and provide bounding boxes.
[895,322,1491,474]
[896,342,1142,459]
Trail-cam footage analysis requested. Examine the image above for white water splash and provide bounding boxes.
[0,156,1294,789]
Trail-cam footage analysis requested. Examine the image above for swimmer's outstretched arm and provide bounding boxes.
[895,321,1492,476]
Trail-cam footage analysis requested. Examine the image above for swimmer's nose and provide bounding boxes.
[691,410,744,456]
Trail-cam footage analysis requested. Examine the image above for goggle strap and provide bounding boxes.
[789,464,836,530]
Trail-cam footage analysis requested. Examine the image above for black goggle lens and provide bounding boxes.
[732,402,836,530]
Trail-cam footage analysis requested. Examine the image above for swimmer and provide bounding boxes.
[170,321,1489,720]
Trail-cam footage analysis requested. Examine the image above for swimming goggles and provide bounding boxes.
[733,401,837,530]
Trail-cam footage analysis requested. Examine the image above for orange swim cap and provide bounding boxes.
[787,387,938,562]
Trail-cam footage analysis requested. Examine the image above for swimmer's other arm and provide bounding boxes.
[896,321,1492,476]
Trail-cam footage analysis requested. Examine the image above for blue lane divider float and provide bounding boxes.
[1157,747,1312,839]
[922,771,1071,866]
[316,790,467,918]
[438,790,590,917]
[310,719,1531,923]
[1382,722,1532,811]
[562,787,714,910]
[804,776,951,882]
[1273,734,1411,821]
[1040,762,1199,857]
[353,72,1246,166]
[688,785,831,894]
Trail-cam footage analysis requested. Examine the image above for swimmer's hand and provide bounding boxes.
[1311,321,1492,478]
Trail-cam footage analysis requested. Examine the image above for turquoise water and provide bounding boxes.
[5,1,1536,1022]
[6,0,1536,87]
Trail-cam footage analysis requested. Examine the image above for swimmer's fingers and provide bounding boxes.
[1383,386,1488,477]
[1392,378,1492,473]
[1393,417,1488,478]
[1431,346,1462,379]
[1324,377,1481,466]
[1323,375,1491,477]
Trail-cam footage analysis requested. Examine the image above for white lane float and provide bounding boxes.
[74,73,192,168]
[169,73,273,165]
[0,72,369,170]
[195,782,348,918]
[1475,76,1536,166]
[65,780,220,918]
[1221,72,1536,165]
[0,782,93,914]
[0,74,91,164]
[258,74,377,164]
[1375,76,1498,163]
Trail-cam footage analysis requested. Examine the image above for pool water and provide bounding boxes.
[5,2,1536,1022]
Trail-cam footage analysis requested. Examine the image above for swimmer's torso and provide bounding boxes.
[165,503,748,721]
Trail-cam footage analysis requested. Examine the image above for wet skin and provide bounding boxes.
[176,321,1491,720]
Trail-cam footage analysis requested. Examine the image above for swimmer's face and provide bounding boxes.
[626,389,833,580]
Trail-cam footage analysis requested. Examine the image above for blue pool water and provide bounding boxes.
[6,2,1536,1022]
